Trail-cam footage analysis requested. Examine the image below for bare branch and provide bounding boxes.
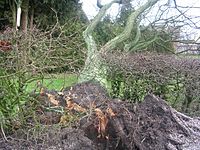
[83,0,122,55]
[102,0,160,52]
[124,21,141,51]
[97,0,103,8]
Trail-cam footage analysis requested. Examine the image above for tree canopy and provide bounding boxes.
[0,0,87,31]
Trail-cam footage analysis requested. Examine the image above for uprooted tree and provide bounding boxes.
[68,0,200,149]
[78,0,200,112]
[1,0,200,149]
[2,81,200,149]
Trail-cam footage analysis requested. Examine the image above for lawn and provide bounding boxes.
[26,73,78,92]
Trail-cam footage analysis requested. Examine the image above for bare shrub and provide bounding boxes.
[0,21,86,131]
[103,52,200,115]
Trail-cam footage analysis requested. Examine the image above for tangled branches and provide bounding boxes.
[102,52,200,114]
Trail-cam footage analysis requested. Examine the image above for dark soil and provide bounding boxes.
[1,81,200,150]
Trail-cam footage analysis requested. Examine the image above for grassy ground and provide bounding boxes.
[26,73,78,92]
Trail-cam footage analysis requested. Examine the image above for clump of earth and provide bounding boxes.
[1,81,200,150]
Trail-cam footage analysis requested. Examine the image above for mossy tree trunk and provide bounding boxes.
[78,0,119,84]
[79,0,160,84]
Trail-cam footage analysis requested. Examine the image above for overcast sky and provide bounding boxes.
[80,0,200,18]
[80,0,200,40]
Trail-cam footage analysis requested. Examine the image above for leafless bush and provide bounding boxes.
[0,22,86,130]
[1,22,86,72]
[102,52,200,115]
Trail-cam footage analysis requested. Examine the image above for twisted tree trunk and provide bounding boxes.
[79,0,160,84]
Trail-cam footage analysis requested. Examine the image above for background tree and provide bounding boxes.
[0,0,86,31]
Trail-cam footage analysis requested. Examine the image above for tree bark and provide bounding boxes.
[21,0,29,32]
[29,5,34,30]
[79,0,120,84]
[9,0,17,28]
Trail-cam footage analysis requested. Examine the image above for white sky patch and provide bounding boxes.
[80,0,120,19]
[80,0,200,40]
[80,0,200,18]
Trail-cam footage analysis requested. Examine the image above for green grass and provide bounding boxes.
[26,73,78,92]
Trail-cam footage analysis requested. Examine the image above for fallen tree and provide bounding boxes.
[1,82,200,150]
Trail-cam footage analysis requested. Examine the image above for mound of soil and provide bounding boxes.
[1,81,200,149]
